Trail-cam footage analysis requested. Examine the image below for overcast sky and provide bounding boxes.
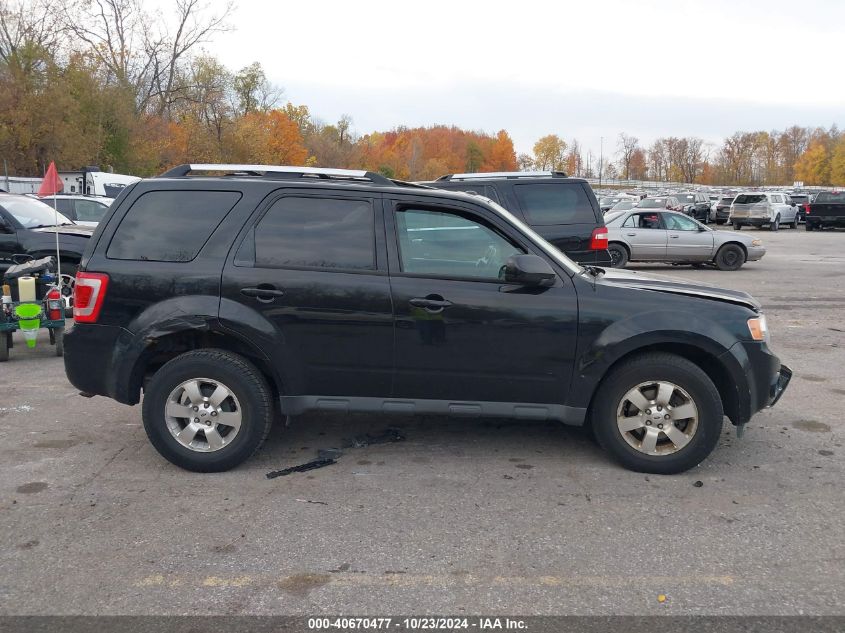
[210,0,844,158]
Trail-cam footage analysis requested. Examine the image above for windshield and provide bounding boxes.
[599,197,620,206]
[484,199,583,275]
[734,194,766,205]
[676,194,696,202]
[604,211,628,225]
[0,196,73,228]
[610,200,636,211]
[637,198,666,209]
[719,197,734,204]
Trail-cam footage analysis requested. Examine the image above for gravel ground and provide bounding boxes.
[1,226,843,616]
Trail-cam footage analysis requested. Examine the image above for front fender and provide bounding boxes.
[568,308,743,410]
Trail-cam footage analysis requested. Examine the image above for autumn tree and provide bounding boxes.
[481,130,517,172]
[224,109,307,166]
[794,140,830,185]
[532,134,567,171]
[829,138,845,185]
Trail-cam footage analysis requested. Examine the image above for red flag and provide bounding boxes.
[38,161,63,197]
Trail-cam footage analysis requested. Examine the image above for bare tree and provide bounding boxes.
[616,133,639,180]
[62,0,232,114]
[0,0,64,71]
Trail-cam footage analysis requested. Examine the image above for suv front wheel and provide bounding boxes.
[142,349,273,472]
[591,353,724,474]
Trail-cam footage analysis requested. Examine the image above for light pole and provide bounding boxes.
[599,136,604,189]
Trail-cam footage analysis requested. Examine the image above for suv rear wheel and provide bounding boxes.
[590,353,724,474]
[607,243,629,268]
[142,349,273,472]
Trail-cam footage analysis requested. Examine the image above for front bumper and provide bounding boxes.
[770,364,792,407]
[746,245,767,262]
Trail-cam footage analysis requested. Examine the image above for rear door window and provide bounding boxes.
[107,190,241,261]
[251,196,375,270]
[513,183,596,225]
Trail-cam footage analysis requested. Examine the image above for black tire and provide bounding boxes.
[770,215,780,231]
[607,243,629,268]
[733,223,742,230]
[591,353,724,474]
[790,216,798,229]
[805,223,814,231]
[142,349,273,472]
[714,243,745,271]
[53,327,64,357]
[0,333,8,362]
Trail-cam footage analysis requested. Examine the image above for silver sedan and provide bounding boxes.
[604,210,766,271]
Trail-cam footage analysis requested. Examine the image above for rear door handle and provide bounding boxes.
[626,232,637,237]
[409,297,453,312]
[241,286,285,302]
[669,235,680,239]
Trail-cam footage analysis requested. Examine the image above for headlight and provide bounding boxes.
[747,315,768,341]
[751,239,762,246]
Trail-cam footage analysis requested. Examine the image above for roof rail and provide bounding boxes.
[158,164,396,186]
[437,170,568,181]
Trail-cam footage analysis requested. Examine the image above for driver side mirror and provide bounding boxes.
[0,218,14,234]
[504,254,557,287]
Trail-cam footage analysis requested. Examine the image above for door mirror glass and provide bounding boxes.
[504,254,557,287]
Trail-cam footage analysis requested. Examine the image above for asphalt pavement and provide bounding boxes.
[1,226,843,616]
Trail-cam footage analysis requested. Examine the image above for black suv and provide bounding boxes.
[420,172,611,266]
[64,164,791,475]
[674,192,712,223]
[713,195,736,225]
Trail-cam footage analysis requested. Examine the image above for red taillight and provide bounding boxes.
[73,272,109,323]
[46,288,62,321]
[803,203,810,215]
[590,227,609,250]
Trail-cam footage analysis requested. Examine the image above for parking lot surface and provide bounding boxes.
[1,227,843,616]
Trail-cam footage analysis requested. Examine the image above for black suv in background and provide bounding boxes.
[713,195,736,224]
[420,171,611,266]
[65,164,790,475]
[674,192,712,223]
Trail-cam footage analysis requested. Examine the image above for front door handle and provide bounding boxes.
[241,285,285,303]
[626,232,637,237]
[409,296,453,313]
[669,235,680,239]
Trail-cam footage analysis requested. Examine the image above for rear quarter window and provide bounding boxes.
[107,190,241,262]
[513,183,596,225]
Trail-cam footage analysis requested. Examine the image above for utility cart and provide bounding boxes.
[0,256,66,361]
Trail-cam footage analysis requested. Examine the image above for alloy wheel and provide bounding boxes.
[164,378,242,452]
[616,380,699,455]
